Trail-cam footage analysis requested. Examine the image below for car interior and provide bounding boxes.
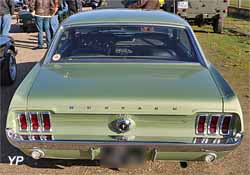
[54,25,198,63]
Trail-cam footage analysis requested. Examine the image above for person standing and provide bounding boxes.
[127,0,160,10]
[58,0,68,22]
[50,0,59,38]
[23,0,32,8]
[30,0,56,49]
[0,0,14,35]
[65,0,82,15]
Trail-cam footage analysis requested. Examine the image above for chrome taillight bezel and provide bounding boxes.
[219,115,233,136]
[29,112,42,132]
[41,112,52,132]
[193,137,206,144]
[20,135,30,141]
[195,114,208,135]
[17,111,52,133]
[43,135,54,141]
[18,113,29,132]
[207,114,220,135]
[195,113,236,137]
[31,135,41,141]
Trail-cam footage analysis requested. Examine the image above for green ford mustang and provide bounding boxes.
[6,9,243,166]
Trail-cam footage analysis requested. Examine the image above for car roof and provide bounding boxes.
[62,9,189,27]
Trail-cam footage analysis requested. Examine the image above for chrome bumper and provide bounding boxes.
[6,129,243,153]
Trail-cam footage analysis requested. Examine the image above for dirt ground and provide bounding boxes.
[0,18,249,175]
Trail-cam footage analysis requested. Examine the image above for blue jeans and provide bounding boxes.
[35,16,51,48]
[50,15,59,38]
[0,14,12,35]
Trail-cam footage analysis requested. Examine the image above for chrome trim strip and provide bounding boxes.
[6,130,243,152]
[43,23,204,66]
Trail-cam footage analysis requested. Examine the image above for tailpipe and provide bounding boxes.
[31,149,45,160]
[204,153,217,163]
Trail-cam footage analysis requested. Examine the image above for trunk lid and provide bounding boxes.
[27,63,222,141]
[28,63,222,114]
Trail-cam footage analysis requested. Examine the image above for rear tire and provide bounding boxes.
[213,16,224,34]
[1,50,17,86]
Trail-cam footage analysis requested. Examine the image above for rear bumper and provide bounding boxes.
[6,129,243,153]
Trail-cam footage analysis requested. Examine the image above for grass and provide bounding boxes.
[230,0,250,9]
[224,17,250,34]
[193,17,250,71]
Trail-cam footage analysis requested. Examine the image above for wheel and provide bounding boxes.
[213,16,224,34]
[1,50,17,86]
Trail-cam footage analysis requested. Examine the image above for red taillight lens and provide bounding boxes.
[19,113,28,130]
[221,116,231,134]
[30,113,39,130]
[197,115,206,133]
[42,113,51,131]
[209,116,219,134]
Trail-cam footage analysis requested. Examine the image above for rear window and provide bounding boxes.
[52,25,198,63]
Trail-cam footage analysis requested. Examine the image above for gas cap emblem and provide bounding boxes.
[109,115,135,134]
[116,119,131,133]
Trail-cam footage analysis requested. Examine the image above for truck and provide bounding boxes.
[120,0,229,33]
[162,0,229,33]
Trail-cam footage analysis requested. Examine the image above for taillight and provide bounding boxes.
[221,116,231,135]
[209,115,219,134]
[19,113,28,130]
[42,113,51,131]
[17,112,53,141]
[30,113,39,131]
[18,112,52,132]
[196,114,234,136]
[197,115,206,134]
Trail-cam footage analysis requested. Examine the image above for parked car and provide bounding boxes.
[6,9,243,167]
[162,0,229,33]
[0,36,17,86]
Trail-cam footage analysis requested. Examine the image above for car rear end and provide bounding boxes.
[5,10,244,166]
[6,108,243,164]
[6,63,244,163]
